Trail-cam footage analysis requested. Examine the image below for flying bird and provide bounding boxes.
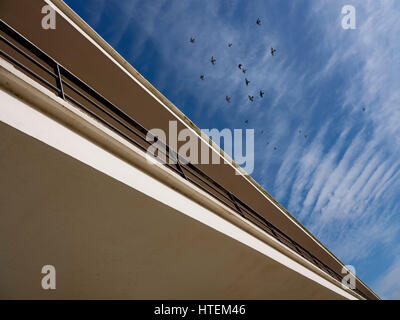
[274,147,277,150]
[270,47,277,56]
[238,64,242,69]
[210,56,216,65]
[245,120,248,124]
[245,78,250,86]
[190,37,195,43]
[298,130,302,134]
[200,75,205,80]
[256,18,261,25]
[362,107,366,112]
[228,42,232,47]
[242,68,247,74]
[248,95,254,102]
[260,90,264,98]
[304,134,308,139]
[226,96,231,103]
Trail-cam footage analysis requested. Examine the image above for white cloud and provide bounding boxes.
[268,0,400,296]
[374,256,400,300]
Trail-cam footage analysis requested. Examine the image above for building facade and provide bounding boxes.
[0,0,378,300]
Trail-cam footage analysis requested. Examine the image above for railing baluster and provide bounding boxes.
[175,160,187,180]
[55,64,65,100]
[228,192,245,218]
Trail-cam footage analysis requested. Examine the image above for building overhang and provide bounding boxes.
[1,58,362,299]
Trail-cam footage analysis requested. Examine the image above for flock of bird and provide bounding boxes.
[189,18,289,150]
[189,18,367,151]
[191,18,276,105]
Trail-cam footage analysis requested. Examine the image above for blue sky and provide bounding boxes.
[64,0,400,299]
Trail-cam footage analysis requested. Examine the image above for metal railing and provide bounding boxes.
[0,19,370,300]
